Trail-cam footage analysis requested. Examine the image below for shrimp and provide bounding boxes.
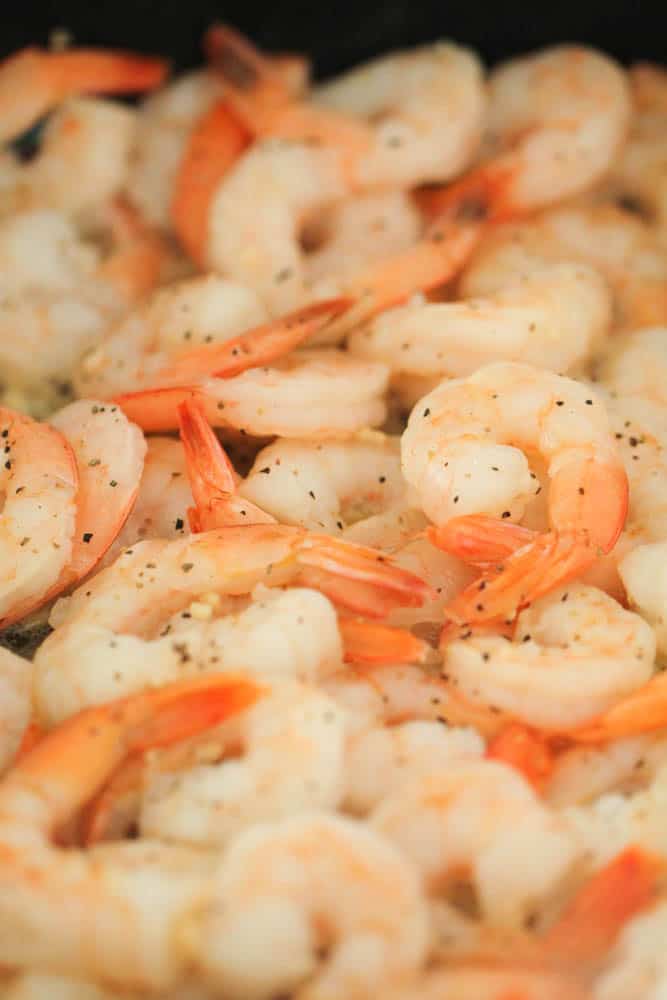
[205,136,482,322]
[193,813,429,1000]
[372,760,579,928]
[419,46,630,222]
[0,45,167,144]
[598,326,667,413]
[33,523,430,723]
[348,260,611,379]
[138,682,347,848]
[211,24,485,190]
[48,399,146,593]
[0,407,78,629]
[74,274,269,399]
[402,362,628,624]
[441,584,655,729]
[0,648,32,774]
[0,98,136,221]
[618,542,667,660]
[460,202,667,332]
[0,674,263,990]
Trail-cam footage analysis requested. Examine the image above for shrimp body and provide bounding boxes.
[372,760,578,928]
[194,813,429,1000]
[402,362,628,622]
[0,407,78,628]
[140,682,347,848]
[349,261,611,378]
[312,42,485,188]
[443,584,655,729]
[619,542,667,659]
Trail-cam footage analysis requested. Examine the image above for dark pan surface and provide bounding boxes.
[3,1,667,74]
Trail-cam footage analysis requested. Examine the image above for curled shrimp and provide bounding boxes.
[441,584,655,729]
[33,523,431,723]
[348,260,611,379]
[0,674,263,990]
[208,24,485,190]
[402,362,628,624]
[419,45,630,222]
[0,44,167,144]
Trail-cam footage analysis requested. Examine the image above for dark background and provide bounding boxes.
[2,1,666,74]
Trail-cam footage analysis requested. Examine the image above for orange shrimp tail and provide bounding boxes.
[178,398,274,531]
[114,385,207,433]
[298,537,435,618]
[12,721,44,763]
[414,160,517,226]
[550,456,629,555]
[486,723,555,791]
[172,100,252,267]
[157,296,353,384]
[42,48,169,99]
[541,847,662,968]
[204,23,289,109]
[429,515,537,570]
[571,671,667,743]
[340,618,433,665]
[444,531,597,625]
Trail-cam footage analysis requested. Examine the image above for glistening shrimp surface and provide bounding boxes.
[0,24,666,1000]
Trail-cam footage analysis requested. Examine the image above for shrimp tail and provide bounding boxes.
[415,160,517,225]
[486,723,555,790]
[177,398,275,531]
[429,515,538,570]
[172,100,252,267]
[444,531,598,625]
[570,672,667,743]
[541,847,662,968]
[339,618,434,665]
[298,536,435,618]
[156,297,353,384]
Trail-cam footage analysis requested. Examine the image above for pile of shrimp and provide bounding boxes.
[1,24,667,1000]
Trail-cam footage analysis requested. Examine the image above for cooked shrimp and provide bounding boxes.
[0,45,167,144]
[619,542,667,659]
[0,648,32,774]
[193,813,428,999]
[420,46,630,222]
[114,348,389,437]
[74,274,269,399]
[309,42,486,188]
[349,260,611,379]
[372,760,578,927]
[100,436,193,567]
[402,362,628,624]
[206,136,482,323]
[442,584,655,729]
[34,524,430,723]
[598,326,667,411]
[460,202,667,332]
[48,399,146,592]
[344,720,483,814]
[139,682,347,848]
[0,674,262,989]
[0,407,78,629]
[0,98,136,221]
